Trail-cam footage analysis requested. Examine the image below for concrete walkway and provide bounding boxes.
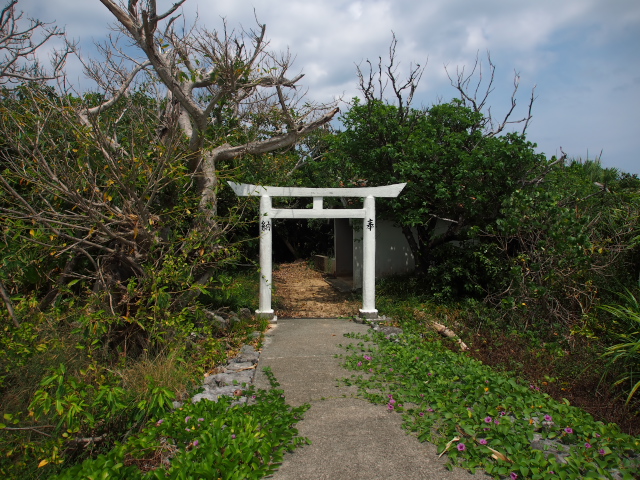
[254,318,488,480]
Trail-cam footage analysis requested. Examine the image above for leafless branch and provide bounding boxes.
[0,0,73,86]
[356,32,426,116]
[446,52,535,136]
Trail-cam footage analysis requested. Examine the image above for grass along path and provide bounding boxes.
[341,330,640,480]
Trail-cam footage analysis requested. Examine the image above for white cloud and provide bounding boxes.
[8,0,640,174]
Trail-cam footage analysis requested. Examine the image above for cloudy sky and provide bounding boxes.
[17,0,640,174]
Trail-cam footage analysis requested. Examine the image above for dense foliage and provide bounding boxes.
[327,98,550,276]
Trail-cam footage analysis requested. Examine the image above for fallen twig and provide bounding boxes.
[432,322,469,351]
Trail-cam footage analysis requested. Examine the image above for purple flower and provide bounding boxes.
[420,394,425,398]
[389,368,393,372]
[193,440,199,447]
[564,427,573,434]
[363,355,372,361]
[357,361,362,367]
[599,449,605,455]
[156,419,164,426]
[369,368,373,373]
[494,419,500,425]
[428,373,432,376]
[427,408,434,412]
[387,404,394,411]
[510,473,518,480]
[499,411,506,416]
[185,416,192,423]
[484,416,493,423]
[585,442,592,449]
[457,443,466,451]
[419,412,425,417]
[231,434,236,439]
[544,415,553,422]
[198,418,204,422]
[185,428,190,432]
[389,398,396,404]
[478,438,487,445]
[595,433,601,437]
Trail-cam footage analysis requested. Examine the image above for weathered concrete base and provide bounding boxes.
[358,309,379,320]
[256,310,277,324]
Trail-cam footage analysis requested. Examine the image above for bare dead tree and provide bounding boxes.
[445,52,536,137]
[96,0,338,226]
[0,0,73,87]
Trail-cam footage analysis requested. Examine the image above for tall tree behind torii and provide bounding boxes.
[97,0,338,225]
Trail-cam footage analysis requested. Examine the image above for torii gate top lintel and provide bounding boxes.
[228,181,406,323]
[228,181,406,198]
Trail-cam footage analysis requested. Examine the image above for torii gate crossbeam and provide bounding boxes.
[228,181,406,322]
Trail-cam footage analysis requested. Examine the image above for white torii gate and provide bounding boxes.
[228,181,406,322]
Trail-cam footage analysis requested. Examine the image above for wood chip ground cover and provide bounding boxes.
[272,261,359,318]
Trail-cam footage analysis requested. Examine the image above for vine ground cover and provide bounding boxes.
[48,369,309,479]
[342,331,640,480]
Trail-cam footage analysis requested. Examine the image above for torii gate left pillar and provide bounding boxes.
[228,182,406,323]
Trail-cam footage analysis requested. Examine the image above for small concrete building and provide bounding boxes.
[324,218,452,290]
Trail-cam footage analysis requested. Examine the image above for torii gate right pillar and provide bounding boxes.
[360,195,377,319]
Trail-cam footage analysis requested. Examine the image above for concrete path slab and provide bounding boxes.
[254,318,488,480]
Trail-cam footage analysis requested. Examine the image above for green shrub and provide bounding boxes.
[50,373,308,480]
[600,289,640,404]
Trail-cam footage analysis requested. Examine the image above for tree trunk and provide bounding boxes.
[0,279,19,328]
[38,256,79,312]
[401,225,425,273]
